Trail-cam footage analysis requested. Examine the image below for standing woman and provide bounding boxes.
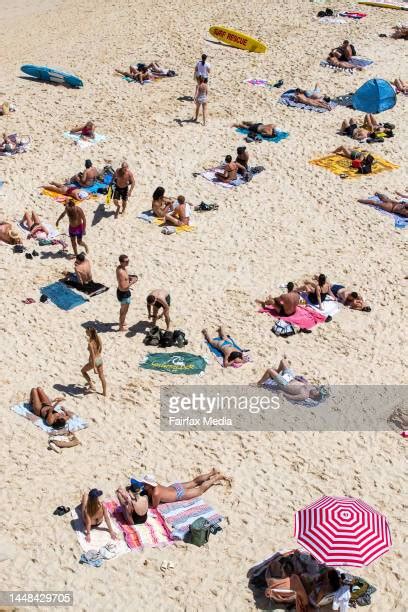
[194,77,208,126]
[81,327,107,396]
[194,54,211,83]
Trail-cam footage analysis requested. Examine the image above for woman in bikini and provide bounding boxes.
[81,327,107,396]
[81,489,117,542]
[358,193,408,218]
[70,121,95,140]
[116,479,149,525]
[21,211,49,240]
[42,182,89,201]
[29,387,71,429]
[0,222,22,245]
[296,274,335,310]
[202,326,244,367]
[194,76,208,125]
[151,186,174,217]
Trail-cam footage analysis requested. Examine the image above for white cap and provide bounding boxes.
[140,474,158,487]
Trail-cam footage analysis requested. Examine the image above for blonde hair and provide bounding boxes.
[87,327,102,354]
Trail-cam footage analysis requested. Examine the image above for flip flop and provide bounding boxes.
[273,79,284,88]
[53,506,70,516]
[22,298,35,304]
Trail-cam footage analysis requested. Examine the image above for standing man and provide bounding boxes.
[194,54,211,83]
[146,289,171,330]
[56,200,88,257]
[116,254,137,332]
[113,162,135,219]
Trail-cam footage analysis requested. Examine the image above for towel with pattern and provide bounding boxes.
[11,402,88,434]
[278,89,336,112]
[104,500,173,551]
[63,132,106,148]
[260,305,328,329]
[71,506,129,556]
[0,134,30,156]
[320,57,373,72]
[157,497,223,540]
[235,128,289,143]
[310,153,398,177]
[363,195,408,229]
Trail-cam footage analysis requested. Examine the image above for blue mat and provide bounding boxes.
[236,128,289,143]
[72,175,113,194]
[40,282,88,310]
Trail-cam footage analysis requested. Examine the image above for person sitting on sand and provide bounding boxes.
[74,252,93,284]
[81,489,117,542]
[265,556,309,610]
[56,200,88,257]
[236,146,249,172]
[0,222,22,245]
[256,286,300,317]
[43,182,90,201]
[139,470,230,507]
[232,121,281,138]
[115,66,153,83]
[358,192,408,218]
[257,358,324,402]
[116,479,148,525]
[215,155,246,184]
[294,88,332,110]
[327,52,362,71]
[332,40,355,61]
[165,195,191,226]
[392,78,408,94]
[21,210,49,240]
[0,133,17,153]
[81,327,107,396]
[296,274,335,310]
[202,327,244,367]
[147,289,171,330]
[152,186,174,217]
[29,387,72,429]
[391,25,408,40]
[70,121,95,140]
[331,284,371,312]
[70,159,97,188]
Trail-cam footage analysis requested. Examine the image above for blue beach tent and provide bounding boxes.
[352,79,396,113]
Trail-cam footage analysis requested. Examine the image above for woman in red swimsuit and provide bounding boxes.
[70,121,95,140]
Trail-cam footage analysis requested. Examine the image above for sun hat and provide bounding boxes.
[89,488,103,498]
[140,474,158,487]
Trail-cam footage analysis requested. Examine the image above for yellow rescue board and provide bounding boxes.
[358,1,408,9]
[209,26,267,53]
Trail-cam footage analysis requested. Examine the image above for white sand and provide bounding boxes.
[0,0,407,610]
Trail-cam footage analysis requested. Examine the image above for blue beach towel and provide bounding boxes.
[320,57,373,72]
[40,282,88,310]
[11,402,88,434]
[236,128,289,143]
[366,195,408,229]
[71,180,110,194]
[279,89,336,112]
[206,336,252,367]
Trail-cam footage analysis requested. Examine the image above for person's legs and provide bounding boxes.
[257,368,278,385]
[23,211,33,227]
[340,119,349,133]
[358,198,393,213]
[119,303,130,331]
[81,362,95,389]
[96,364,107,396]
[194,101,200,121]
[30,387,43,414]
[113,197,121,219]
[180,468,217,489]
[178,473,229,500]
[70,236,78,256]
[333,145,350,157]
[201,329,224,350]
[32,212,41,225]
[202,102,207,126]
[165,213,182,226]
[77,237,89,253]
[36,387,52,406]
[277,359,289,373]
[217,326,228,341]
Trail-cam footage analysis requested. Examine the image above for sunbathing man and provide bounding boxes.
[165,195,191,226]
[43,182,90,201]
[0,222,22,245]
[147,289,171,330]
[327,52,362,71]
[70,159,98,187]
[21,211,49,240]
[294,89,332,110]
[56,200,88,257]
[116,479,148,525]
[202,327,244,367]
[70,121,95,140]
[358,193,408,218]
[232,121,280,137]
[139,470,231,507]
[256,287,300,317]
[257,359,324,402]
[152,186,174,217]
[29,387,72,429]
[113,161,135,218]
[115,66,152,83]
[331,284,371,311]
[215,155,246,183]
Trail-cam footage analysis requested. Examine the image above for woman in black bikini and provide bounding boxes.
[297,274,335,310]
[81,489,117,543]
[29,387,71,429]
[116,480,148,525]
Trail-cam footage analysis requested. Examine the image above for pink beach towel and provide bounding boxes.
[104,500,173,551]
[260,305,327,329]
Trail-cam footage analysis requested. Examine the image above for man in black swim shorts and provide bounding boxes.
[113,161,135,219]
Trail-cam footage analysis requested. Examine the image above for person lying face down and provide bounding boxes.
[331,284,371,311]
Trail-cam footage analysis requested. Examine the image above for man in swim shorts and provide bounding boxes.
[113,162,135,218]
[56,200,88,257]
[116,254,138,331]
[146,289,171,330]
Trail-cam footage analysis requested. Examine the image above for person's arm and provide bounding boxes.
[236,162,246,172]
[103,506,117,539]
[56,209,67,227]
[316,287,322,309]
[79,208,87,233]
[147,299,152,319]
[70,124,84,134]
[128,173,135,196]
[88,342,97,372]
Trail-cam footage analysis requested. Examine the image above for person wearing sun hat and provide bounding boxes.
[81,488,117,543]
[116,478,148,525]
[0,222,22,245]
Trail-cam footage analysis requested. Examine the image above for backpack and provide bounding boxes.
[272,319,296,337]
[172,330,188,348]
[143,326,161,346]
[189,517,211,547]
[159,330,174,348]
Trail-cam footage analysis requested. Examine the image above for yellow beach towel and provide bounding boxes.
[154,218,196,233]
[310,153,399,177]
[41,188,96,203]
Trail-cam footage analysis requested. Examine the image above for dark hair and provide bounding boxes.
[228,351,243,362]
[225,155,232,163]
[350,291,359,299]
[119,254,129,263]
[85,159,92,168]
[328,569,341,591]
[282,560,294,576]
[53,419,66,430]
[362,306,371,312]
[76,252,86,262]
[318,274,326,286]
[343,40,349,45]
[146,295,155,305]
[153,186,165,201]
[237,146,246,154]
[201,54,207,64]
[287,282,294,292]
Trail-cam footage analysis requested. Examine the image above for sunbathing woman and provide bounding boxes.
[340,115,393,141]
[232,121,281,137]
[294,89,332,110]
[42,182,89,201]
[116,479,148,525]
[115,66,152,83]
[81,327,107,396]
[0,222,22,245]
[327,52,362,71]
[69,121,95,140]
[81,489,117,542]
[333,145,365,161]
[202,327,244,367]
[139,470,231,508]
[256,287,299,316]
[392,78,408,94]
[257,358,323,402]
[358,193,408,218]
[151,186,174,217]
[331,284,371,311]
[29,387,72,429]
[21,211,49,240]
[296,274,335,310]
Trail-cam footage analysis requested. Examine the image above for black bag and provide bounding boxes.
[159,331,174,348]
[143,326,161,346]
[173,329,188,348]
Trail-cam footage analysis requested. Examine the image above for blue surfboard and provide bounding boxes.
[20,65,83,88]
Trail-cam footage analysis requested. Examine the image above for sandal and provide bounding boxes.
[22,298,35,304]
[53,506,70,516]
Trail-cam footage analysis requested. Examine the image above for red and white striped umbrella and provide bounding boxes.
[294,495,392,567]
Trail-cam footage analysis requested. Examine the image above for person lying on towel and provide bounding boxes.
[331,284,371,312]
[294,85,332,110]
[81,488,117,542]
[29,387,72,429]
[136,470,231,507]
[256,283,300,316]
[326,52,362,71]
[340,115,394,142]
[257,358,324,402]
[202,326,245,367]
[21,210,49,240]
[358,192,408,219]
[232,121,282,138]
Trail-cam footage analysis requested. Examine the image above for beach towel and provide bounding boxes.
[137,210,195,232]
[320,57,373,72]
[104,500,173,551]
[262,375,329,408]
[41,188,93,203]
[0,134,30,156]
[61,274,110,296]
[200,168,246,189]
[339,11,367,18]
[40,281,88,310]
[72,180,110,194]
[260,305,328,329]
[71,506,129,557]
[318,16,346,23]
[63,132,106,149]
[17,220,59,240]
[206,336,252,368]
[157,497,223,541]
[363,195,408,229]
[244,78,273,87]
[140,352,207,375]
[122,76,154,84]
[303,294,341,317]
[310,153,398,177]
[11,402,87,434]
[278,89,336,112]
[235,128,289,143]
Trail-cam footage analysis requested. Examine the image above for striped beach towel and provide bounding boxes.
[104,500,173,551]
[158,497,223,540]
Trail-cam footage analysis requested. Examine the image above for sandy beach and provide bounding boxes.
[0,0,407,610]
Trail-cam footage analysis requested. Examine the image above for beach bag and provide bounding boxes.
[272,320,296,338]
[189,517,211,547]
[173,329,188,348]
[160,330,174,348]
[143,326,161,346]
